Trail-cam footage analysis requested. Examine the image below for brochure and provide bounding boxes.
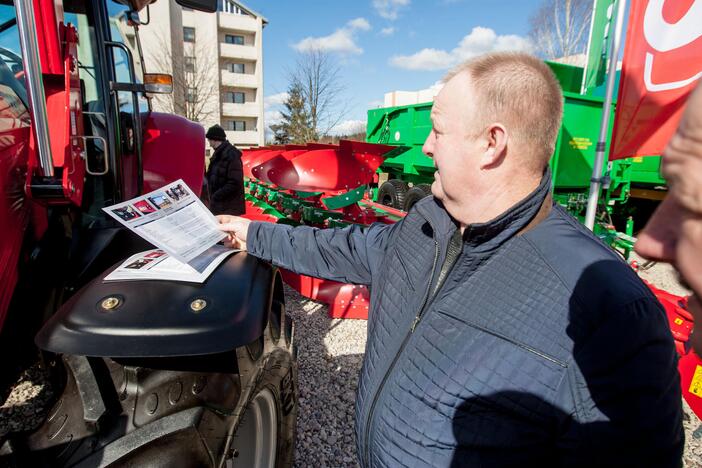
[103,179,226,264]
[104,246,237,284]
[102,180,234,283]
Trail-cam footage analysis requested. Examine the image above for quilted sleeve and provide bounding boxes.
[557,296,684,467]
[246,220,401,285]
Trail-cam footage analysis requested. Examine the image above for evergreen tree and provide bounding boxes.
[271,83,317,144]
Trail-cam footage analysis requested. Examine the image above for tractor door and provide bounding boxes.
[63,0,148,221]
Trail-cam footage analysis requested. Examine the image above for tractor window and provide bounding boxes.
[107,1,148,114]
[0,3,29,124]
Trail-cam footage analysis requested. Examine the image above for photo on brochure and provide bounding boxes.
[124,258,153,269]
[148,193,172,209]
[134,199,157,215]
[111,205,141,221]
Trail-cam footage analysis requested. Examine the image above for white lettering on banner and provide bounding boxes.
[642,0,702,92]
[643,0,702,51]
[644,53,702,92]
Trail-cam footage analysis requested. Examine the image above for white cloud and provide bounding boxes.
[265,109,283,125]
[264,92,289,108]
[348,17,371,31]
[292,18,371,55]
[329,119,367,136]
[373,0,410,20]
[264,109,284,141]
[389,26,533,71]
[380,27,395,36]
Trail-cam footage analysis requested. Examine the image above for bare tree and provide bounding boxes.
[149,33,219,123]
[528,0,593,60]
[289,50,348,138]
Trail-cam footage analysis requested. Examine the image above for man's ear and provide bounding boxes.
[480,123,508,169]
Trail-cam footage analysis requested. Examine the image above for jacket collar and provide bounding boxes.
[415,169,552,250]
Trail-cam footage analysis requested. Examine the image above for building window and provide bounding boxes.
[219,0,250,15]
[225,34,244,45]
[230,63,245,74]
[183,27,195,43]
[186,87,196,103]
[184,56,195,73]
[226,120,246,131]
[226,91,245,103]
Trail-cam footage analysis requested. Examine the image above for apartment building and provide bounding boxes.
[139,0,266,147]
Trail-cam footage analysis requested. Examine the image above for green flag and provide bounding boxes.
[581,0,617,94]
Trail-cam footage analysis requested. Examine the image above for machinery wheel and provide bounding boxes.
[227,299,297,468]
[11,300,297,468]
[377,179,408,210]
[403,184,432,212]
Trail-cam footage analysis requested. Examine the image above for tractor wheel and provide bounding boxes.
[227,298,297,468]
[377,179,408,210]
[11,300,297,468]
[403,184,432,212]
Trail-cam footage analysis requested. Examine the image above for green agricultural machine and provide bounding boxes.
[366,61,667,254]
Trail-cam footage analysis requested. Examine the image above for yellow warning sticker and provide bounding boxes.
[674,317,684,326]
[632,156,644,163]
[689,365,702,398]
[569,137,593,150]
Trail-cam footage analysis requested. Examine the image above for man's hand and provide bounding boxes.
[635,82,702,354]
[217,215,251,250]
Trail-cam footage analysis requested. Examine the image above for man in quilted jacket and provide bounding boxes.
[219,52,684,466]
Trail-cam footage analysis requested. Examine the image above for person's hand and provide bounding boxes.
[217,215,251,250]
[635,82,702,354]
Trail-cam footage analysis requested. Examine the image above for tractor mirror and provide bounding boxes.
[175,0,217,12]
[144,74,173,94]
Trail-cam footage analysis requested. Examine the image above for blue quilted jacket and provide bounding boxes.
[248,173,683,467]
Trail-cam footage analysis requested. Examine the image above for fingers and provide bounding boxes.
[634,197,681,261]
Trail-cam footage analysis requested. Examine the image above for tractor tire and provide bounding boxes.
[10,299,297,468]
[403,184,432,212]
[377,179,408,210]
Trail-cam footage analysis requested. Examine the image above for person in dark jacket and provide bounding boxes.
[218,53,683,466]
[205,124,245,215]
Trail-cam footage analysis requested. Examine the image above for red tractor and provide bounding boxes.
[0,0,296,466]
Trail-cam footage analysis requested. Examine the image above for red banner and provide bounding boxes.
[610,0,702,160]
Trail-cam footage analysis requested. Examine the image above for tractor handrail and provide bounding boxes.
[15,0,53,177]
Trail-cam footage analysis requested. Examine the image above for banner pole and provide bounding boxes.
[584,0,627,231]
[581,0,599,95]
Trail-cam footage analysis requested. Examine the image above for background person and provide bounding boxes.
[205,124,245,215]
[636,82,702,354]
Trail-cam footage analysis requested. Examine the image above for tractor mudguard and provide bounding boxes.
[35,251,275,358]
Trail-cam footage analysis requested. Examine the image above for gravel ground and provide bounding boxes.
[1,262,701,467]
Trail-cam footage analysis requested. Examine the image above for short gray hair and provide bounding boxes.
[445,52,563,165]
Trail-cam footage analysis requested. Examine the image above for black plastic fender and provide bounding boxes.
[35,252,278,358]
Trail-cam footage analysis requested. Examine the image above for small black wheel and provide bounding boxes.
[377,179,408,210]
[403,184,432,212]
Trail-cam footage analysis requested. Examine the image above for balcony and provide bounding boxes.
[220,43,258,61]
[226,130,261,146]
[221,71,258,88]
[222,102,260,118]
[218,13,259,32]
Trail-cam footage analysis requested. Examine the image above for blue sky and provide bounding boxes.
[242,0,544,136]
